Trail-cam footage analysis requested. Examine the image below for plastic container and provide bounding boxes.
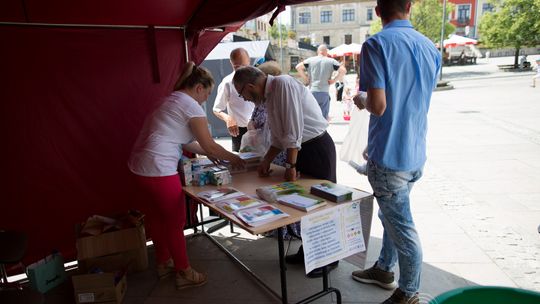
[430,286,540,304]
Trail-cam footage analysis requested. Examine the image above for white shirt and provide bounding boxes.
[265,75,328,150]
[128,91,206,177]
[212,72,255,127]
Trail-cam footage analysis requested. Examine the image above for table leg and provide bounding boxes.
[277,229,288,304]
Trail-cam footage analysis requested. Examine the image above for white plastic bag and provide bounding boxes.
[239,125,271,156]
[340,106,370,164]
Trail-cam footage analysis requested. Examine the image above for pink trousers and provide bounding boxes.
[133,173,189,271]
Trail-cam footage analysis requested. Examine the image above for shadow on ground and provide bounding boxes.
[42,230,477,304]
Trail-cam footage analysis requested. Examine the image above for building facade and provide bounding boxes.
[290,0,377,47]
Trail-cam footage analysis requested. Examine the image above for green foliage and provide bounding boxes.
[368,0,455,44]
[479,0,540,49]
[269,23,288,41]
[288,30,296,40]
[411,0,455,42]
[369,19,382,35]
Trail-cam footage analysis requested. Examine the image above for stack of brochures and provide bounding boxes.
[255,182,305,204]
[196,187,243,203]
[277,192,327,212]
[215,195,265,213]
[196,187,289,227]
[234,204,289,227]
[310,182,371,203]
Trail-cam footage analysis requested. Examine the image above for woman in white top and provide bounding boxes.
[128,62,244,290]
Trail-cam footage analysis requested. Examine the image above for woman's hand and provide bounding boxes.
[228,155,245,170]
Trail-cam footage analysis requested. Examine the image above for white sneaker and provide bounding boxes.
[348,161,367,175]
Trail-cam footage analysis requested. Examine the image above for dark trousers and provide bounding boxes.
[335,82,344,101]
[297,131,337,183]
[231,127,248,152]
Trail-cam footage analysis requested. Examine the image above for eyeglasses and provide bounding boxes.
[237,84,246,98]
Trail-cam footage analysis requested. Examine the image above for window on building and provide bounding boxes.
[345,34,352,44]
[321,11,332,23]
[367,8,373,21]
[482,3,494,13]
[457,5,471,24]
[342,9,355,22]
[323,36,330,45]
[299,12,311,24]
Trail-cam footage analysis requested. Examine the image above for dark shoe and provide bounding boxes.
[381,288,419,304]
[306,261,339,278]
[351,262,398,290]
[285,246,304,264]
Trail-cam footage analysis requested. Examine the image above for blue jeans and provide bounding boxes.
[367,160,423,297]
[312,91,330,119]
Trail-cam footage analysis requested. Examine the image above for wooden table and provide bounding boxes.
[184,166,373,304]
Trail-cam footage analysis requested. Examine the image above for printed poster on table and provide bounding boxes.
[300,201,365,274]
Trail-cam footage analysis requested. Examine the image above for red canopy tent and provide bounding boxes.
[0,0,318,268]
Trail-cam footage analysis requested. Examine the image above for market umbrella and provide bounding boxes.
[328,43,362,57]
[443,34,477,48]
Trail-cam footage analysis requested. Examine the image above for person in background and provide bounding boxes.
[213,48,255,151]
[128,62,245,290]
[532,58,540,88]
[349,0,441,303]
[233,65,338,278]
[335,60,347,102]
[295,44,345,119]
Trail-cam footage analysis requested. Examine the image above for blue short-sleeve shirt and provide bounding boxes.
[360,19,441,171]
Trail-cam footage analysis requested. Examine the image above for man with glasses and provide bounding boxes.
[233,66,338,278]
[213,48,255,152]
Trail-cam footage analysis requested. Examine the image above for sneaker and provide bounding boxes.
[176,267,207,290]
[351,262,398,290]
[157,259,175,280]
[381,288,419,304]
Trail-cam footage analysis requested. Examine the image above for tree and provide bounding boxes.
[367,0,455,44]
[269,23,288,41]
[479,0,540,67]
[411,0,455,43]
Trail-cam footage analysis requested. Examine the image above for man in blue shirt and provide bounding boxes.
[350,0,441,303]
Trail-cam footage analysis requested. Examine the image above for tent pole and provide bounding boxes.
[184,27,190,63]
[439,0,447,81]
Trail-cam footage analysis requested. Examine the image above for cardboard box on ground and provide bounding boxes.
[75,211,148,274]
[72,269,127,304]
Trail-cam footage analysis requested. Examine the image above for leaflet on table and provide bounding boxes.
[277,192,327,212]
[300,201,365,274]
[310,182,371,203]
[196,187,244,203]
[234,204,289,227]
[255,182,305,204]
[215,195,265,213]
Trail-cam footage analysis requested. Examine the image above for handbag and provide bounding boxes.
[26,251,66,293]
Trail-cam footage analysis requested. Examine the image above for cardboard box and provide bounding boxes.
[78,247,147,274]
[76,225,148,273]
[72,272,127,304]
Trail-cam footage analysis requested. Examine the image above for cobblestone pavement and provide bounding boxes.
[327,56,540,294]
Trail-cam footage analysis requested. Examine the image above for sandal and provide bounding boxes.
[176,267,207,290]
[157,259,175,280]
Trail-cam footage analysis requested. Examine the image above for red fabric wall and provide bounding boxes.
[0,26,184,262]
